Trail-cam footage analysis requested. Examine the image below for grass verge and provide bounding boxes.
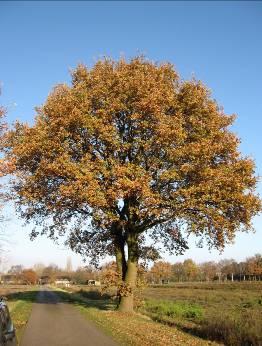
[7,289,38,344]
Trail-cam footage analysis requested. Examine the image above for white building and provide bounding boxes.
[87,280,101,286]
[55,278,71,287]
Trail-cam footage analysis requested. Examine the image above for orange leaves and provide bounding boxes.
[150,261,172,283]
[0,158,15,177]
[21,269,38,284]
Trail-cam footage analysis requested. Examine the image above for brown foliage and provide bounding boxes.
[22,269,38,284]
[246,254,262,276]
[0,102,14,178]
[150,261,172,284]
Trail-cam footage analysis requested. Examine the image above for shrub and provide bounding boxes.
[143,299,203,321]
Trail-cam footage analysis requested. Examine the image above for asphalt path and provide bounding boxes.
[20,288,117,346]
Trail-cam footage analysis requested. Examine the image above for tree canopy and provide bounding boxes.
[0,97,13,219]
[0,100,7,180]
[3,57,261,311]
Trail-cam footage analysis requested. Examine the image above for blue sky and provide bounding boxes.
[0,1,261,270]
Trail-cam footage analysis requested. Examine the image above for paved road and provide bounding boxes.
[20,288,117,346]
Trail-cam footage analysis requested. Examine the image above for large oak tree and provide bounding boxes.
[4,57,261,311]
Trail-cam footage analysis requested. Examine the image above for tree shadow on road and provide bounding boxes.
[2,286,117,313]
[55,289,116,311]
[3,287,116,311]
[3,289,38,303]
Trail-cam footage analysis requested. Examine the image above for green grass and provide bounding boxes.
[9,300,33,343]
[8,290,38,344]
[141,299,203,323]
[1,287,38,344]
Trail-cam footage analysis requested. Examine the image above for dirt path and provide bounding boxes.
[20,288,117,346]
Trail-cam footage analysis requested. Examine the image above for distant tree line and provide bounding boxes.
[1,254,261,285]
[147,254,262,284]
[0,263,100,285]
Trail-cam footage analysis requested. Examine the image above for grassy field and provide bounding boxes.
[67,281,262,346]
[0,285,38,344]
[141,282,262,346]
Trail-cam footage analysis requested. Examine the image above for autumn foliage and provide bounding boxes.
[22,269,38,284]
[0,98,14,180]
[3,57,261,312]
[149,261,172,284]
[0,101,7,180]
[0,98,11,213]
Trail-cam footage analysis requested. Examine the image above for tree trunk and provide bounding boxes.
[118,233,138,313]
[114,228,127,306]
[118,260,137,312]
[115,242,127,281]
